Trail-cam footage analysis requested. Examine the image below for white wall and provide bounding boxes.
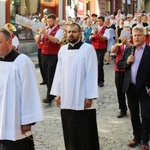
[29,0,38,14]
[96,0,100,16]
[0,0,6,26]
[137,0,142,10]
[58,0,63,20]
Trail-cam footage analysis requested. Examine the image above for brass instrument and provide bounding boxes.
[41,15,48,24]
[60,29,69,46]
[61,37,68,46]
[35,29,42,38]
[116,37,123,46]
[146,28,150,35]
[5,23,16,32]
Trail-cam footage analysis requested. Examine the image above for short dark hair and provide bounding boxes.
[47,14,57,20]
[85,14,90,17]
[69,22,81,32]
[91,13,97,17]
[76,17,81,20]
[0,28,11,40]
[98,16,105,22]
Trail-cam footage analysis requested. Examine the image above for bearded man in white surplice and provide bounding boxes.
[51,23,100,150]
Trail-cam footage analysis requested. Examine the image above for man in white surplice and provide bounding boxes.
[51,23,100,150]
[0,28,44,150]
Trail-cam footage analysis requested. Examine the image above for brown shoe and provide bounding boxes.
[128,140,140,147]
[141,144,149,150]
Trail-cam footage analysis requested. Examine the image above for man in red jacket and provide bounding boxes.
[89,16,107,87]
[111,26,133,118]
[36,14,64,104]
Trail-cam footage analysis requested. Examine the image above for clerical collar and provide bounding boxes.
[0,56,4,61]
[69,38,81,47]
[68,40,83,50]
[0,49,20,62]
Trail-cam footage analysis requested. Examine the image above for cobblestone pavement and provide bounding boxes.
[27,52,148,150]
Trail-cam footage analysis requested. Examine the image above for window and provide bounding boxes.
[10,0,40,40]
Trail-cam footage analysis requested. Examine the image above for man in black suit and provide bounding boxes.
[118,25,150,150]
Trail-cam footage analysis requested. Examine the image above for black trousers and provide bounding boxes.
[115,71,127,112]
[41,54,57,101]
[96,49,106,84]
[61,109,100,150]
[0,135,34,150]
[127,83,150,144]
[37,48,45,82]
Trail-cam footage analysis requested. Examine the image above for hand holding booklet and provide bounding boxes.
[120,30,130,39]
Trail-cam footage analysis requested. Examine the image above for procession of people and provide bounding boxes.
[1,9,150,150]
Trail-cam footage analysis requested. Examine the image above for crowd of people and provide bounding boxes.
[34,10,150,150]
[1,9,150,150]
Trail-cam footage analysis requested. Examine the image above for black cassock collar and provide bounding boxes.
[68,40,83,50]
[0,49,20,62]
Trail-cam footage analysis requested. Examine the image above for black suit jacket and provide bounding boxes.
[117,45,150,96]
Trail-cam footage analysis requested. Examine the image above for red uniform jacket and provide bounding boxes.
[92,26,107,50]
[115,44,126,72]
[42,26,60,55]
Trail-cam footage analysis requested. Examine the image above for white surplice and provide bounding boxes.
[0,54,44,141]
[51,43,99,110]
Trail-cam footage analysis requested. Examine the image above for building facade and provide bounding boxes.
[0,0,149,53]
[0,1,6,27]
[103,0,138,16]
[1,0,149,35]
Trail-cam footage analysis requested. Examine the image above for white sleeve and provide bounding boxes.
[12,36,19,49]
[50,49,62,96]
[55,29,64,43]
[103,29,109,39]
[19,56,44,124]
[85,45,99,98]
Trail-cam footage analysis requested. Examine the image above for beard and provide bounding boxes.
[48,23,54,28]
[68,36,80,44]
